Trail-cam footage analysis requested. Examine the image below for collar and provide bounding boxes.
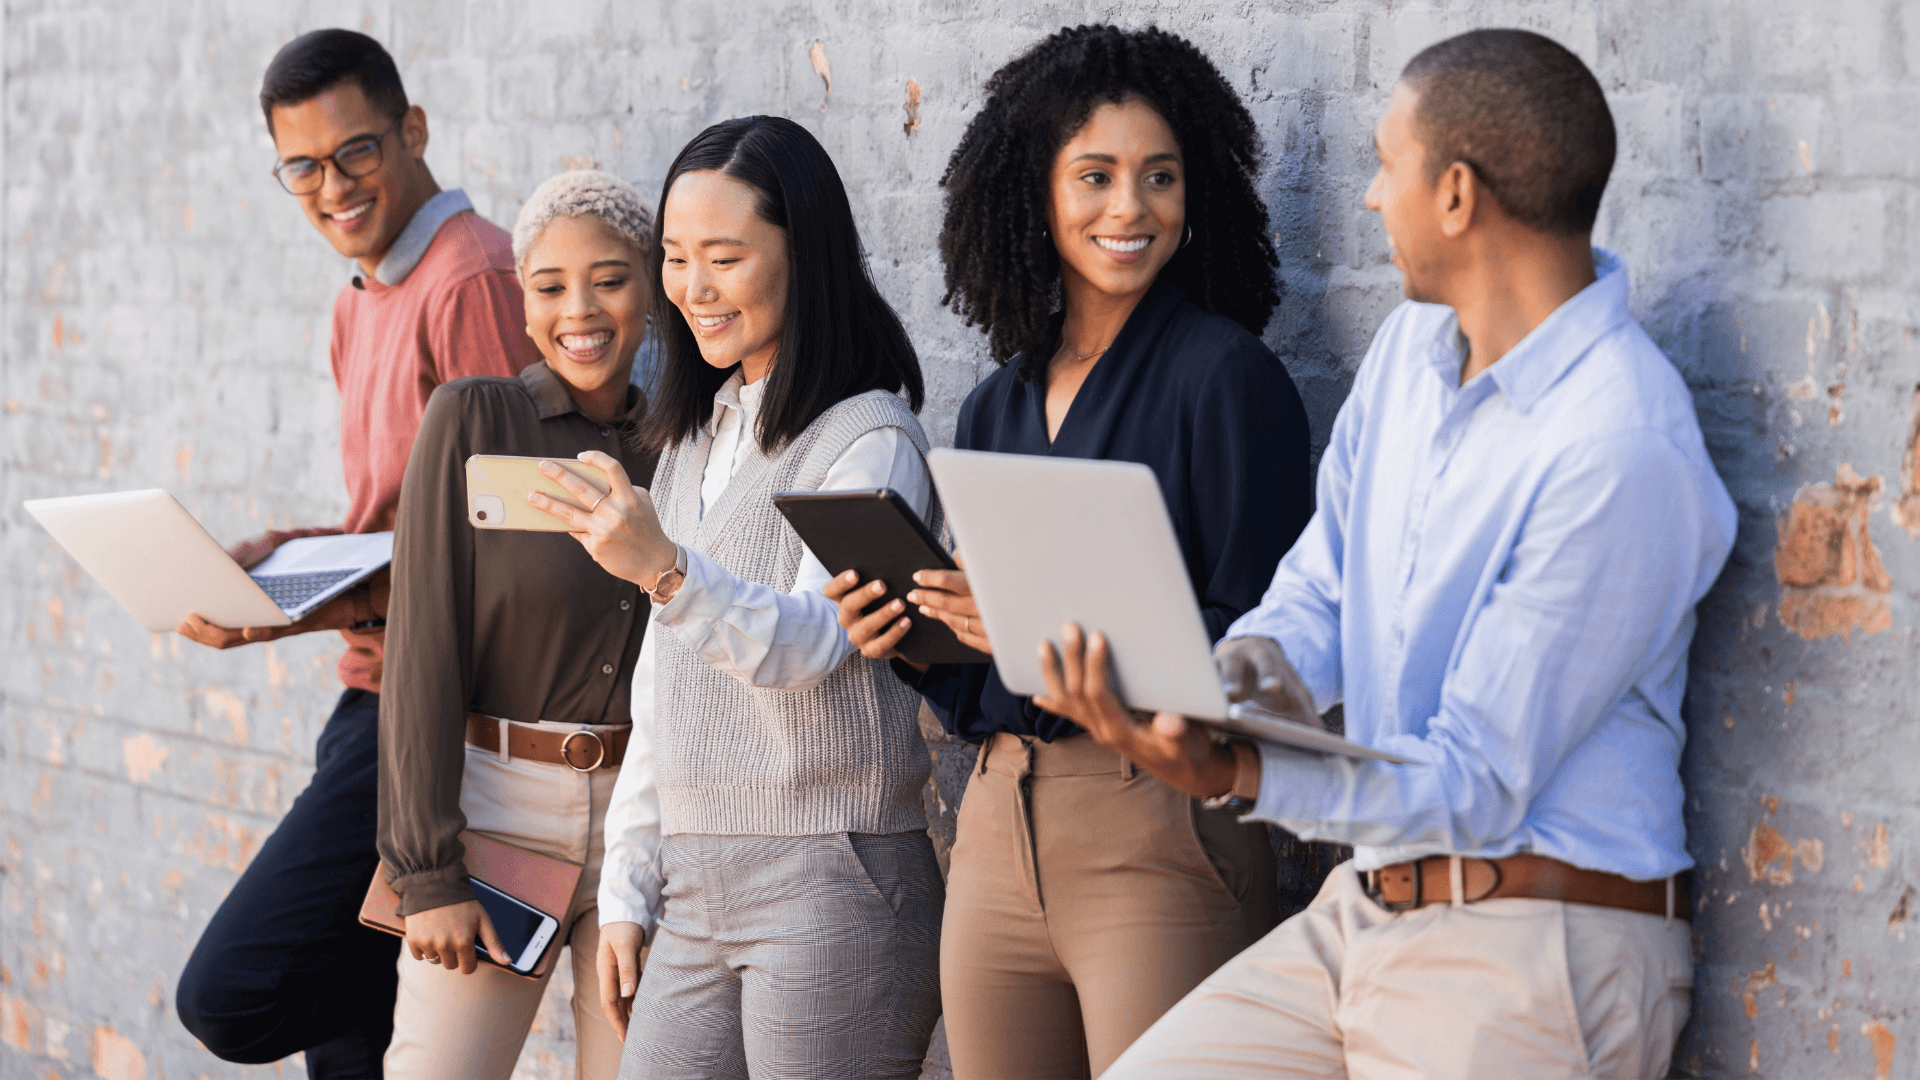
[518,360,645,423]
[368,188,474,287]
[707,371,766,434]
[1424,247,1632,412]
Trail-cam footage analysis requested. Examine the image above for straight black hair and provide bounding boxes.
[644,115,924,454]
[260,29,408,134]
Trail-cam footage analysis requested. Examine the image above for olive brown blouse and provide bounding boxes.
[377,360,655,915]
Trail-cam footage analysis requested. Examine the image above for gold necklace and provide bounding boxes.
[1060,335,1113,364]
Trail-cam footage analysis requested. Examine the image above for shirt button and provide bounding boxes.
[600,428,612,437]
[620,599,632,611]
[601,663,615,675]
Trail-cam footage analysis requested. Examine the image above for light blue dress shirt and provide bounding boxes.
[1232,249,1736,881]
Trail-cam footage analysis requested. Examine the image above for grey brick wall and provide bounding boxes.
[2,2,1915,1078]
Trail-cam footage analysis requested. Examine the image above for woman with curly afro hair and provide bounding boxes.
[827,23,1323,1079]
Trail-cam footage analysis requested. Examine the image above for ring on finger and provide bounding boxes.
[588,494,606,512]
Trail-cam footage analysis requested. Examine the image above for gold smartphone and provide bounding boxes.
[465,455,612,532]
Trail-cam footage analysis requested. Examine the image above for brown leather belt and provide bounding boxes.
[1365,854,1690,921]
[465,713,629,772]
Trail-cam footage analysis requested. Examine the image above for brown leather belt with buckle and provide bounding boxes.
[1365,854,1690,921]
[465,713,629,772]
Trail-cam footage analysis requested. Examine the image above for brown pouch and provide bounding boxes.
[359,829,583,980]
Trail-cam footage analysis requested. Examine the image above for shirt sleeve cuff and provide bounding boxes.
[652,546,733,635]
[595,891,659,937]
[390,865,475,918]
[1248,738,1345,826]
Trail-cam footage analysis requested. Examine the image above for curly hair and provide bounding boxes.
[938,24,1281,380]
[512,169,656,278]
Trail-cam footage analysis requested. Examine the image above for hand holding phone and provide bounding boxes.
[402,899,510,976]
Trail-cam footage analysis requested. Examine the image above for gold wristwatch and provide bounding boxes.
[643,545,687,604]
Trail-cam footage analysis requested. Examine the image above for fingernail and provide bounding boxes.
[919,605,932,615]
[898,618,910,629]
[912,571,927,584]
[622,981,635,997]
[538,460,557,474]
[889,600,903,611]
[871,581,886,593]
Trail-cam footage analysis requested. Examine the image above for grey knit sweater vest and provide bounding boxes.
[652,389,935,838]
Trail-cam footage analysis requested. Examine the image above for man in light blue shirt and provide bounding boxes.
[1037,29,1735,1080]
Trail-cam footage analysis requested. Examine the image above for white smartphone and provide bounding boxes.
[470,878,560,975]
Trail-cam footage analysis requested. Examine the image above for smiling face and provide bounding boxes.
[1365,83,1451,304]
[521,215,647,410]
[269,82,434,271]
[1047,97,1186,306]
[658,169,790,385]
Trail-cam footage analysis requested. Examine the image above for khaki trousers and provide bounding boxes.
[1104,861,1694,1080]
[385,725,625,1080]
[942,733,1280,1079]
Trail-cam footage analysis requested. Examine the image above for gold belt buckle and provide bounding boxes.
[561,729,607,772]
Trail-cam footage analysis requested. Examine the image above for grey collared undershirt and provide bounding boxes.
[371,187,475,286]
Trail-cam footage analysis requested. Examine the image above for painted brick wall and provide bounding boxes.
[2,2,1915,1078]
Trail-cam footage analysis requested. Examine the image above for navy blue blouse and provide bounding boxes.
[911,279,1314,743]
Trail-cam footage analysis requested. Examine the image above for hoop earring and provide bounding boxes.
[1181,225,1193,249]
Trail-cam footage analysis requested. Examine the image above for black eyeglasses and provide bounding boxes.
[272,117,403,195]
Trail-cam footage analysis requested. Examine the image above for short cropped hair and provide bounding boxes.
[1400,29,1615,235]
[512,170,657,279]
[260,29,408,134]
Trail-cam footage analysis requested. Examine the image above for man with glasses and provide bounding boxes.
[173,29,536,1078]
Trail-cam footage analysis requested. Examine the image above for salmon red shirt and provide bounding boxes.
[327,189,539,692]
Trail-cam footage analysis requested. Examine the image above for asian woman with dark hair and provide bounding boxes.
[828,24,1324,1079]
[530,116,941,1080]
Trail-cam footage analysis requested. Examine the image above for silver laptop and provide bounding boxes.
[927,449,1416,764]
[24,489,392,633]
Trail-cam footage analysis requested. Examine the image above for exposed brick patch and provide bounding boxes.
[1891,385,1920,538]
[1775,464,1892,640]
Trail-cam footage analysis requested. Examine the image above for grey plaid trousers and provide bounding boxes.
[618,831,943,1079]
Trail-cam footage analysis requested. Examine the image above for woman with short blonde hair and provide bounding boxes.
[376,169,658,1080]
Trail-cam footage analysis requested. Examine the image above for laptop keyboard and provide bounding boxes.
[251,569,357,611]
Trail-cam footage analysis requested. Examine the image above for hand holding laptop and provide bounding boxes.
[176,566,389,648]
[1034,621,1243,801]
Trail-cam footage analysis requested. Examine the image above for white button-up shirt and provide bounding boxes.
[1235,249,1736,881]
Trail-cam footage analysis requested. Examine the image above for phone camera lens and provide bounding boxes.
[477,510,489,521]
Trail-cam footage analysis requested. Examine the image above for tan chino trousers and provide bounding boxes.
[1104,861,1694,1080]
[941,733,1281,1079]
[384,723,626,1080]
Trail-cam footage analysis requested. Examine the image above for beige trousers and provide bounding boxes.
[384,724,625,1080]
[1103,861,1693,1080]
[943,733,1281,1079]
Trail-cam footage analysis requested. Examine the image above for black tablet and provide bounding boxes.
[773,488,991,667]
